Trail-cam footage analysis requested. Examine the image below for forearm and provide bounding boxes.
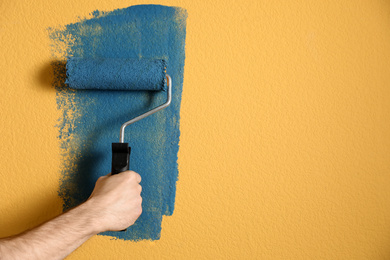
[0,171,142,260]
[0,200,99,260]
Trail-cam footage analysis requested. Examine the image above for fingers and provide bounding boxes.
[97,173,111,181]
[109,170,141,183]
[125,170,141,183]
[132,171,142,183]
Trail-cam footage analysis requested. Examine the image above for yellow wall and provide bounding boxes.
[1,0,390,259]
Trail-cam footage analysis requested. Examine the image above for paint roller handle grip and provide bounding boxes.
[111,142,131,232]
[111,143,131,175]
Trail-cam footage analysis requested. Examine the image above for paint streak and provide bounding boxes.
[49,5,187,240]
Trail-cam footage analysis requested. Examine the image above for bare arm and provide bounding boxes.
[0,171,142,260]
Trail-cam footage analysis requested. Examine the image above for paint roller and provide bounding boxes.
[66,57,172,175]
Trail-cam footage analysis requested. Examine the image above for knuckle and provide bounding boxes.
[122,171,134,181]
[129,171,141,180]
[127,170,136,178]
[129,172,141,183]
[121,171,141,185]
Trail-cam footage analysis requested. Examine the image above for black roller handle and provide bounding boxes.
[111,142,131,232]
[111,143,131,175]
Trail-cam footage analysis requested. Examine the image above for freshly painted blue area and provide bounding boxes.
[50,5,187,240]
[66,58,167,91]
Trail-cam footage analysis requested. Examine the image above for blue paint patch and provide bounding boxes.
[49,5,187,240]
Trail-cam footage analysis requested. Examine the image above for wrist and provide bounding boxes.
[75,200,104,236]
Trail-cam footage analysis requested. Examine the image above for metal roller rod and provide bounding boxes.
[119,75,172,143]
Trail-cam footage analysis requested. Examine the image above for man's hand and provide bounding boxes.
[0,171,143,260]
[87,171,143,232]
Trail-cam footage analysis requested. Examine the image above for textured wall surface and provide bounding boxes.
[1,0,390,259]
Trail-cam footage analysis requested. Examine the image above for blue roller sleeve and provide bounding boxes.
[66,57,167,91]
